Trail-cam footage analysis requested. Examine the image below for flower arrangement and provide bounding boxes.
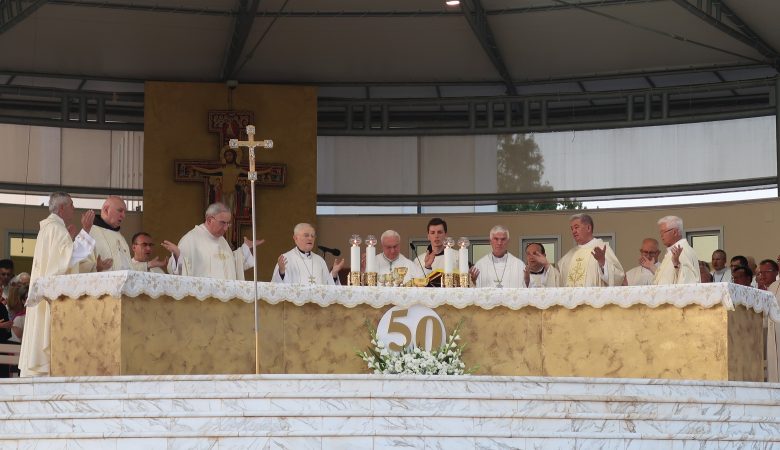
[357,320,476,375]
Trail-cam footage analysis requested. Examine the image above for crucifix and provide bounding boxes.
[230,124,273,376]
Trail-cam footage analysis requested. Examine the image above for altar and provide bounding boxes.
[28,271,780,380]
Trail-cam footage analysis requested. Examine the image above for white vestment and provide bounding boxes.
[625,264,659,286]
[711,268,732,283]
[766,281,780,382]
[167,224,253,280]
[473,252,525,288]
[654,239,700,285]
[376,253,424,284]
[272,248,338,285]
[79,223,133,272]
[422,249,459,275]
[558,238,624,287]
[19,214,95,377]
[527,265,562,288]
[131,258,165,274]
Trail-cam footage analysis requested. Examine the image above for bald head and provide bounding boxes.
[101,196,127,228]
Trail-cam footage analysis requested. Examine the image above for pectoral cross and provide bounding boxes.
[494,281,503,288]
[309,276,316,284]
[229,125,274,181]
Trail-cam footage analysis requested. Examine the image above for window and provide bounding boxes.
[520,236,561,265]
[594,233,615,251]
[686,227,723,262]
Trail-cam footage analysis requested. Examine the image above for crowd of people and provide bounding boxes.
[8,191,780,378]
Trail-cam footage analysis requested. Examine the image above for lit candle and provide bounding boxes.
[459,246,468,274]
[351,245,360,272]
[444,246,454,273]
[365,235,377,272]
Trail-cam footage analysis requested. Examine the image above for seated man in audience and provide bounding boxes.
[756,259,779,291]
[272,223,344,285]
[654,216,700,285]
[524,243,561,288]
[469,225,524,288]
[710,250,731,283]
[623,238,660,286]
[699,261,713,283]
[0,259,14,304]
[163,202,263,280]
[373,230,423,285]
[130,232,168,273]
[558,213,624,287]
[731,265,753,287]
[79,196,130,273]
[730,255,749,272]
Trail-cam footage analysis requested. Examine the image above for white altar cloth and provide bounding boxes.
[27,271,780,322]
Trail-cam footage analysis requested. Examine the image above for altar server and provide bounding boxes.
[558,213,624,287]
[654,216,700,285]
[162,202,262,280]
[422,217,458,275]
[374,230,424,284]
[470,226,525,288]
[272,223,344,284]
[19,192,96,377]
[79,196,131,272]
[524,242,561,288]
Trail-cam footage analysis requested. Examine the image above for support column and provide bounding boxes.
[776,77,780,197]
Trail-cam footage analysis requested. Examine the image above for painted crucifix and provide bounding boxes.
[174,110,286,248]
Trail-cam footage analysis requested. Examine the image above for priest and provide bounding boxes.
[130,232,168,273]
[654,215,700,284]
[373,230,424,284]
[558,214,624,287]
[19,192,96,377]
[162,202,263,280]
[272,223,344,285]
[524,242,562,288]
[469,226,525,288]
[78,196,131,272]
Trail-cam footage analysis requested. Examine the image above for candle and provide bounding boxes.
[351,245,360,272]
[459,246,468,274]
[366,248,376,272]
[444,247,454,273]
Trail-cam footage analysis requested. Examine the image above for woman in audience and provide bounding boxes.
[6,284,27,344]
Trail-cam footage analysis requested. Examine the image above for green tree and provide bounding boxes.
[496,133,583,211]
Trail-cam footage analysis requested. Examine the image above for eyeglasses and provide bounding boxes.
[660,229,675,234]
[209,217,232,227]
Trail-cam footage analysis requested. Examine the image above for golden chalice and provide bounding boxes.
[393,266,408,286]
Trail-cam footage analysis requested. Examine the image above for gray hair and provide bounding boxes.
[489,225,510,240]
[205,202,230,218]
[569,213,594,229]
[657,215,683,234]
[293,223,315,235]
[381,230,400,242]
[48,192,72,213]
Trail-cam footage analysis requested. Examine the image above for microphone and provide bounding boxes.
[318,245,341,257]
[410,242,428,276]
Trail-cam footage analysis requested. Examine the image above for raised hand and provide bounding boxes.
[469,265,480,284]
[531,250,549,268]
[639,255,656,273]
[161,240,180,260]
[423,250,436,269]
[671,245,682,267]
[277,254,287,275]
[591,245,607,268]
[81,210,95,233]
[331,257,345,275]
[148,256,169,269]
[243,236,265,252]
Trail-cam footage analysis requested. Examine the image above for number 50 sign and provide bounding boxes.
[376,305,446,352]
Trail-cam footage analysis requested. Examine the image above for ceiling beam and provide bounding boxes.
[671,0,780,70]
[220,0,260,81]
[460,0,517,96]
[0,0,48,35]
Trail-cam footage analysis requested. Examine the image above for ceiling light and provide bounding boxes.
[445,0,460,5]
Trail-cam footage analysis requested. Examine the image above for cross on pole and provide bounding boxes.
[229,124,273,375]
[229,125,274,180]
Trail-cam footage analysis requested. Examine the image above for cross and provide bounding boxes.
[229,125,273,181]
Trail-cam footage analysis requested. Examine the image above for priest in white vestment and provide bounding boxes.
[130,232,168,274]
[524,242,561,288]
[163,202,262,280]
[469,226,525,288]
[272,223,345,285]
[623,238,661,286]
[19,192,96,377]
[421,217,458,275]
[653,216,700,285]
[758,261,780,382]
[79,196,131,273]
[373,230,424,284]
[558,214,624,287]
[710,249,732,283]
